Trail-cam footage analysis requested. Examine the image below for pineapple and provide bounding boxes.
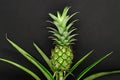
[48,7,78,72]
[0,7,117,80]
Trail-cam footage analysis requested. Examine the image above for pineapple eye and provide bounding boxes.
[62,54,67,59]
[58,52,62,56]
[63,61,67,66]
[54,55,58,60]
[62,48,66,53]
[55,48,59,53]
[58,57,63,63]
[67,52,71,56]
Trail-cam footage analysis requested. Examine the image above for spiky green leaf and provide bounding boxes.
[66,19,79,31]
[57,11,61,20]
[76,52,112,80]
[53,33,61,39]
[49,13,58,22]
[68,12,79,20]
[68,28,77,35]
[84,70,120,80]
[6,38,54,80]
[53,21,63,33]
[0,58,41,80]
[33,43,54,72]
[64,50,94,80]
[69,39,77,44]
[62,12,79,28]
[47,27,58,33]
[61,7,70,20]
[68,34,78,40]
[62,16,70,27]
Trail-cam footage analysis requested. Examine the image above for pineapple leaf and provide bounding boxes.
[62,13,79,28]
[6,38,54,80]
[33,43,54,72]
[0,58,41,80]
[53,21,60,29]
[53,33,61,39]
[57,11,61,20]
[49,13,59,22]
[49,37,62,45]
[68,12,80,21]
[68,28,77,35]
[62,12,79,28]
[47,27,58,33]
[64,50,94,80]
[46,20,54,24]
[48,21,63,34]
[76,52,112,80]
[69,39,77,44]
[66,19,79,31]
[48,30,58,35]
[84,70,120,80]
[53,21,63,33]
[48,36,56,40]
[48,36,58,42]
[61,7,71,20]
[62,16,70,27]
[68,34,78,40]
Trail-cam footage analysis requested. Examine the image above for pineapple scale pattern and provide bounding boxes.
[51,46,73,71]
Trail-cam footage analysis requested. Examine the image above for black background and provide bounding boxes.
[0,0,120,80]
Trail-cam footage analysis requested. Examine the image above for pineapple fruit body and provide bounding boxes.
[51,45,73,71]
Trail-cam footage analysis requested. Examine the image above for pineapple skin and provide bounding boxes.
[51,45,73,71]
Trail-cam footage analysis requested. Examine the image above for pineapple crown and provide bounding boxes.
[48,7,79,46]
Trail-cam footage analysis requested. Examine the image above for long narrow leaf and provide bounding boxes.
[61,7,70,20]
[76,52,112,80]
[68,12,79,21]
[0,58,41,80]
[57,11,61,20]
[33,43,54,71]
[64,50,94,79]
[49,13,59,23]
[84,70,120,80]
[6,38,54,80]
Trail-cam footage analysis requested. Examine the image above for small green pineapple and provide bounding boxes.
[48,7,78,71]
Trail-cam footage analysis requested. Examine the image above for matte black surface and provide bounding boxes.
[0,0,120,80]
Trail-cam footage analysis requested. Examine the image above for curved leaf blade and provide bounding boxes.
[6,38,54,80]
[76,52,112,80]
[33,43,54,72]
[64,50,94,79]
[49,13,59,23]
[61,7,70,19]
[0,58,41,80]
[84,70,120,80]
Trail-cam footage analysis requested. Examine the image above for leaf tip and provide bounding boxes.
[5,33,8,40]
[33,42,37,46]
[108,51,113,56]
[92,49,95,52]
